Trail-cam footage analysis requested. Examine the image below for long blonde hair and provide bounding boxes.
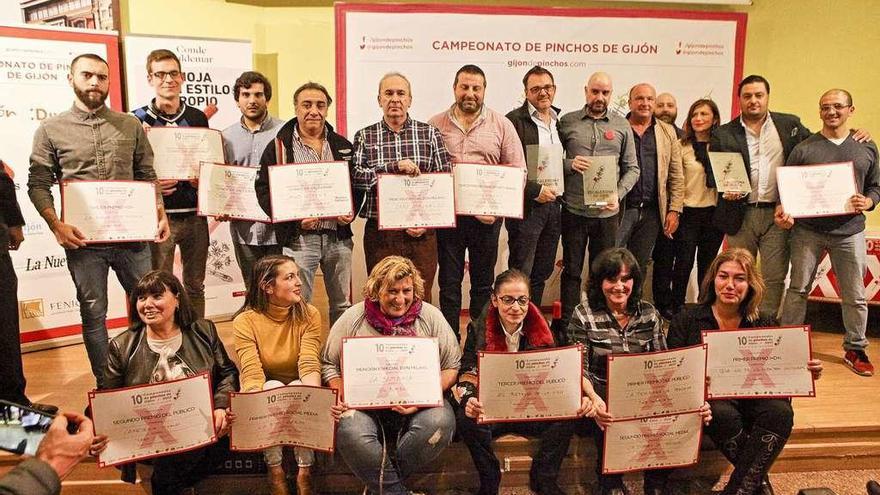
[363,256,425,301]
[698,248,765,322]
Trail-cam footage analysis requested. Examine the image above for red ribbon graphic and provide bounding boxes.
[634,422,672,464]
[377,357,410,399]
[134,404,176,449]
[512,371,550,414]
[739,348,776,389]
[640,370,676,412]
[268,401,303,437]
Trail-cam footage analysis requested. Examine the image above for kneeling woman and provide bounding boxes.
[232,255,323,495]
[667,248,822,495]
[457,269,588,495]
[94,271,239,495]
[322,256,461,495]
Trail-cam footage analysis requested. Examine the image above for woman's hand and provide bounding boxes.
[464,397,484,419]
[213,408,229,437]
[808,359,824,380]
[592,396,613,429]
[331,401,350,421]
[226,408,236,425]
[699,401,713,425]
[391,405,419,416]
[576,395,597,418]
[88,434,109,457]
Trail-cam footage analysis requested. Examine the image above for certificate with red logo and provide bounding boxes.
[606,344,707,421]
[229,385,337,453]
[61,180,158,243]
[376,173,456,230]
[268,161,354,222]
[603,412,703,474]
[581,155,618,207]
[89,373,216,467]
[148,127,224,179]
[453,163,526,218]
[477,345,582,424]
[702,326,815,399]
[777,162,858,218]
[197,162,270,221]
[708,152,750,194]
[341,337,442,409]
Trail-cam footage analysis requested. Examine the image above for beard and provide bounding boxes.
[74,86,108,110]
[656,112,676,124]
[588,100,607,115]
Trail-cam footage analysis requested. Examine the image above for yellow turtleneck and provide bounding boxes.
[232,302,323,392]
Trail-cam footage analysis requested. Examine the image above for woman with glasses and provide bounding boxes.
[457,269,590,495]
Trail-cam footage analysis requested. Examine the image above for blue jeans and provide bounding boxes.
[335,402,455,494]
[781,226,868,351]
[727,206,790,319]
[65,244,152,388]
[284,231,352,326]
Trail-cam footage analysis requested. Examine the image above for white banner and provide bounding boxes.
[123,35,253,319]
[0,24,129,347]
[338,4,745,310]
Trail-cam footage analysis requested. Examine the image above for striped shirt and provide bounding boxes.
[566,299,666,386]
[290,125,337,230]
[351,117,452,219]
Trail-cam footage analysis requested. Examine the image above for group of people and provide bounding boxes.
[0,46,876,495]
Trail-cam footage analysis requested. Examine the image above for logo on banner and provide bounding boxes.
[19,299,44,319]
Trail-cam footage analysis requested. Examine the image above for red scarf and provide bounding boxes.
[484,302,555,351]
[364,298,422,336]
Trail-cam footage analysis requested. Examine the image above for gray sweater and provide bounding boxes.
[0,459,60,495]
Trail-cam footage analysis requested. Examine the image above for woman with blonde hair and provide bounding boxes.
[232,255,323,495]
[322,255,460,495]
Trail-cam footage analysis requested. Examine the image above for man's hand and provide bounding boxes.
[602,197,619,212]
[774,204,794,230]
[571,156,592,173]
[663,211,680,238]
[158,179,179,197]
[464,397,484,420]
[852,128,872,143]
[397,159,420,177]
[808,358,824,380]
[156,213,170,243]
[406,228,426,238]
[36,412,93,480]
[300,217,321,230]
[850,193,874,213]
[8,225,23,250]
[535,186,557,204]
[336,215,355,226]
[51,221,87,249]
[722,191,747,201]
[475,215,496,225]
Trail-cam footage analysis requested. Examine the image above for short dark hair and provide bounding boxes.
[70,53,108,73]
[522,66,554,89]
[293,81,332,106]
[129,270,196,331]
[492,269,531,295]
[587,248,643,313]
[454,64,486,87]
[738,75,770,95]
[233,71,272,102]
[146,49,181,74]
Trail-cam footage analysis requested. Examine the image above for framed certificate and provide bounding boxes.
[708,152,750,194]
[376,173,456,230]
[197,162,270,221]
[147,127,224,180]
[777,162,858,218]
[268,161,354,222]
[526,144,565,195]
[476,345,583,423]
[60,180,158,243]
[341,336,443,409]
[229,385,337,453]
[453,163,526,218]
[89,373,216,467]
[581,155,618,207]
[701,325,815,399]
[606,344,707,421]
[602,412,703,474]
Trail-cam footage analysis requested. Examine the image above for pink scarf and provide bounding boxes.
[364,298,422,336]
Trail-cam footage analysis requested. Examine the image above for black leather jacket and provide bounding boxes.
[102,320,239,409]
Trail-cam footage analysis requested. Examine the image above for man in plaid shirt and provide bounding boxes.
[351,72,452,302]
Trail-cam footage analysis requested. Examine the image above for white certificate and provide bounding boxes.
[268,161,354,222]
[61,180,158,243]
[147,127,224,179]
[581,155,618,207]
[342,337,442,409]
[702,325,815,399]
[606,345,707,420]
[708,152,750,194]
[603,412,702,474]
[453,163,526,218]
[376,173,456,230]
[229,385,337,453]
[526,145,565,195]
[197,162,270,221]
[89,373,216,467]
[477,345,583,423]
[777,162,858,218]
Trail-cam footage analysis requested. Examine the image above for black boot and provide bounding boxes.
[721,427,785,495]
[718,429,746,463]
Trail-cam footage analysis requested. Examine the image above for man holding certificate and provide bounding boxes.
[558,72,639,333]
[428,64,526,340]
[351,72,453,301]
[27,53,170,389]
[322,256,460,495]
[256,82,363,326]
[504,66,564,308]
[777,89,879,377]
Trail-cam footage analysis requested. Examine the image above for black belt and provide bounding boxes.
[750,202,776,208]
[627,201,657,209]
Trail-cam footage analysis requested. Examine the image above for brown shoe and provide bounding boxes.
[296,466,313,495]
[268,464,291,495]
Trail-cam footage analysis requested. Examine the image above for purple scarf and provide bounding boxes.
[364,298,422,336]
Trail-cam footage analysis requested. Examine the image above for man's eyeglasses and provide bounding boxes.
[528,84,556,95]
[151,71,181,81]
[497,295,530,307]
[820,103,851,113]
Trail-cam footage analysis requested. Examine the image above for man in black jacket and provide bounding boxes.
[505,66,563,307]
[255,82,363,326]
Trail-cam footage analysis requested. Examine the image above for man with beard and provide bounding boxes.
[557,71,639,332]
[654,92,683,137]
[221,71,284,284]
[428,64,526,340]
[28,54,169,388]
